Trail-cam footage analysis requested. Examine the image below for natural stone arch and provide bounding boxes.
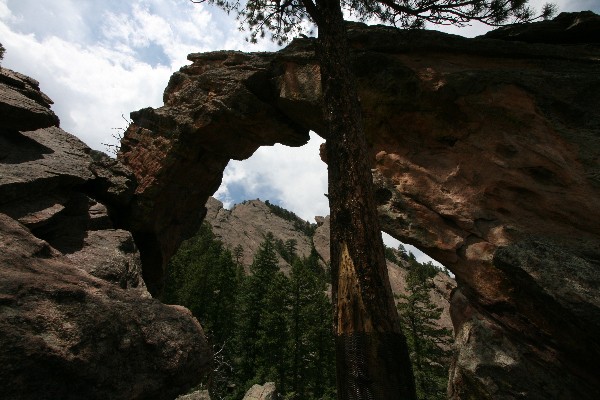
[119,17,600,399]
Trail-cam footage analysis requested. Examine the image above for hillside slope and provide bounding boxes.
[205,197,455,332]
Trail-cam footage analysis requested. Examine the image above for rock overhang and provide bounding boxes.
[118,12,600,399]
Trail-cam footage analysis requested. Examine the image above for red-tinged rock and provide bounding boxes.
[120,12,600,399]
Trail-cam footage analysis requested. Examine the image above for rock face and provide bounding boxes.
[242,382,277,400]
[0,67,210,399]
[481,11,600,44]
[205,197,316,272]
[176,389,211,400]
[120,12,600,399]
[0,68,59,131]
[119,52,310,294]
[204,197,455,331]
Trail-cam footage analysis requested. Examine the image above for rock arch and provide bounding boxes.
[119,14,600,399]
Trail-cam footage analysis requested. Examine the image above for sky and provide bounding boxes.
[1,0,597,264]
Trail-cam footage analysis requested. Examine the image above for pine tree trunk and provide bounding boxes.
[315,0,417,398]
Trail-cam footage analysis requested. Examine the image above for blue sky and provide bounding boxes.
[1,0,597,264]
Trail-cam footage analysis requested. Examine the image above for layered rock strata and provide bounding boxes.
[0,68,210,399]
[120,12,600,399]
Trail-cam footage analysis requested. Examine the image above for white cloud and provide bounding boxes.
[0,0,12,20]
[0,24,171,150]
[0,0,276,151]
[215,132,328,222]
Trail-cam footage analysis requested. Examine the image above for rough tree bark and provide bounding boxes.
[315,0,417,398]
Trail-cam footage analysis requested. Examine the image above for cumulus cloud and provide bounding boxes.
[0,24,170,150]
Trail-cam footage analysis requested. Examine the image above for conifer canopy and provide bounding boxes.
[192,0,556,45]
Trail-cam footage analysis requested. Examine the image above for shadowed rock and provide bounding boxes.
[481,11,600,44]
[120,12,600,399]
[0,214,210,400]
[0,68,59,131]
[0,67,211,399]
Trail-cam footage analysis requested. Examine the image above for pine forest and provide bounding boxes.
[163,204,453,400]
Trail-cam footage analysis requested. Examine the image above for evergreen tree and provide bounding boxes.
[162,223,241,398]
[397,259,453,400]
[232,235,337,399]
[163,225,337,399]
[232,232,288,397]
[163,223,239,343]
[288,255,336,399]
[256,271,291,392]
[233,244,244,266]
[285,239,298,262]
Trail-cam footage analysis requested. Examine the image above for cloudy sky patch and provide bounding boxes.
[216,132,329,220]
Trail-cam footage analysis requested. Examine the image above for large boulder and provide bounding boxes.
[119,12,600,399]
[0,67,211,399]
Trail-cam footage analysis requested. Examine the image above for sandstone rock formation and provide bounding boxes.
[176,389,212,400]
[0,67,210,399]
[119,52,310,294]
[119,12,600,399]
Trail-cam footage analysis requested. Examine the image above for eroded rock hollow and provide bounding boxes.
[119,12,600,399]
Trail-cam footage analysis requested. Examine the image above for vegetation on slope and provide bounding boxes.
[164,225,335,399]
[398,255,453,400]
[164,221,452,399]
[264,200,318,237]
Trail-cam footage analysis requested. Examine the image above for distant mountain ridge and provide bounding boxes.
[205,196,455,332]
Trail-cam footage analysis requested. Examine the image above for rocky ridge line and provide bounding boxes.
[204,196,455,332]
